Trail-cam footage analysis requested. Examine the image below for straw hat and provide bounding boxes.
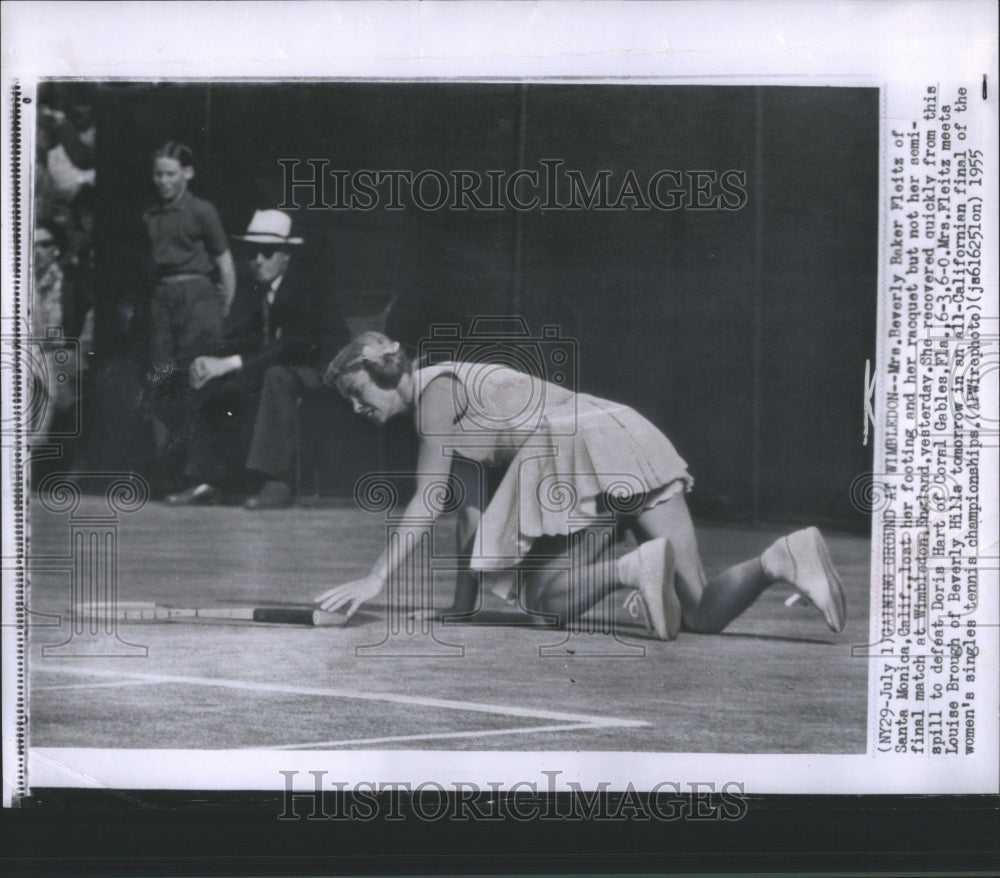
[233,210,304,246]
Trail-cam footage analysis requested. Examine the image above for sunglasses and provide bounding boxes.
[252,245,286,259]
[35,239,57,249]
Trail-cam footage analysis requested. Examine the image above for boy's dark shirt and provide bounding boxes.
[143,189,229,278]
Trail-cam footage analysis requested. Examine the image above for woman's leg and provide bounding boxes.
[632,494,846,633]
[521,528,683,639]
[448,504,483,615]
[446,456,487,616]
[628,495,763,633]
[520,532,625,626]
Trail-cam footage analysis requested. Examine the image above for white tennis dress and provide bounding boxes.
[412,362,693,584]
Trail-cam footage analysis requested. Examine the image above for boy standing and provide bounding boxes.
[143,142,236,482]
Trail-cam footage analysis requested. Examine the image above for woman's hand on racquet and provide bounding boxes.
[316,576,383,618]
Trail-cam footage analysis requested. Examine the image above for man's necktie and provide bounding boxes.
[261,287,271,346]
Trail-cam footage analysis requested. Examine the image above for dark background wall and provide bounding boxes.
[80,82,876,530]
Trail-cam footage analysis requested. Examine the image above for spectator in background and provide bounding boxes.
[165,210,349,508]
[65,190,96,418]
[34,104,59,227]
[65,184,97,347]
[35,85,97,372]
[31,85,97,470]
[143,141,236,485]
[41,84,97,204]
[30,224,79,439]
[33,223,65,338]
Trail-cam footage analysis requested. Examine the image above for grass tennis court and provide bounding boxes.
[27,495,870,753]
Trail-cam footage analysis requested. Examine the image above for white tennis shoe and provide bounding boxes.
[617,538,681,641]
[761,527,847,632]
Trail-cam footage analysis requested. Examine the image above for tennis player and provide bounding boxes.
[316,332,846,640]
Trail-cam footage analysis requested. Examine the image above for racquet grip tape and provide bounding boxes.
[251,607,344,627]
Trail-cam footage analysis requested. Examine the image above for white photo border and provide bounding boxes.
[2,1,998,804]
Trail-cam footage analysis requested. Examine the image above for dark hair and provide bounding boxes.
[153,141,194,167]
[35,220,65,251]
[324,332,412,391]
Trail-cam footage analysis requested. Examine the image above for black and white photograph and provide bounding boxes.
[2,0,997,832]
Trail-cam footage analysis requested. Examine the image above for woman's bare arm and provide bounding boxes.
[316,375,460,616]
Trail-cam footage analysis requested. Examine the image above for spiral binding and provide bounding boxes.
[9,78,28,806]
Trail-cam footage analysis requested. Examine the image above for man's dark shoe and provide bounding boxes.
[244,480,294,510]
[164,483,221,506]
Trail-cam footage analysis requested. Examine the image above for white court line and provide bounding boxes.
[32,680,162,692]
[38,665,651,728]
[267,722,604,750]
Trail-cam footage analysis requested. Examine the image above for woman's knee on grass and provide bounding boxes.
[520,563,566,616]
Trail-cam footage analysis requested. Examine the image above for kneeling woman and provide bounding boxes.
[316,332,846,640]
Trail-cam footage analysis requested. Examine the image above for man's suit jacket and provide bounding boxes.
[210,261,349,390]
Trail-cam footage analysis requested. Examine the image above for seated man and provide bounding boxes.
[165,210,348,508]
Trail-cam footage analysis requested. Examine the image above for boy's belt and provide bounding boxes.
[156,272,210,283]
